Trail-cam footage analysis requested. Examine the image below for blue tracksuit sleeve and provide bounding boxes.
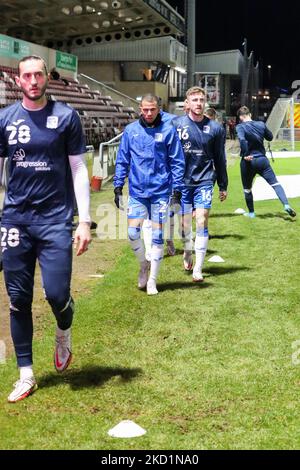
[113,130,130,188]
[264,125,273,141]
[236,124,249,157]
[167,128,185,192]
[213,126,228,191]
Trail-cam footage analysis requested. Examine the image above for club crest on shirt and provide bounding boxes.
[203,125,210,134]
[155,133,163,142]
[12,148,26,161]
[46,116,58,129]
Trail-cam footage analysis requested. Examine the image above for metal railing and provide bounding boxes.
[98,133,123,183]
[79,73,139,112]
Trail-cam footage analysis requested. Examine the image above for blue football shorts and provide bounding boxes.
[181,184,213,214]
[127,195,169,224]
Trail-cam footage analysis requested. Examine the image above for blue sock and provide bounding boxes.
[272,184,288,206]
[244,212,255,218]
[10,308,33,367]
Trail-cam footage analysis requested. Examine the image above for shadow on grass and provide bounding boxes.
[206,249,217,254]
[173,248,218,256]
[209,234,245,240]
[159,266,250,292]
[38,365,142,390]
[210,212,240,218]
[204,266,250,276]
[158,280,212,292]
[256,212,297,222]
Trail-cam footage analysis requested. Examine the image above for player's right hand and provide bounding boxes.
[219,190,227,202]
[73,222,92,256]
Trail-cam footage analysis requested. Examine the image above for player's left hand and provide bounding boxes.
[170,190,182,213]
[73,222,92,256]
[219,190,227,202]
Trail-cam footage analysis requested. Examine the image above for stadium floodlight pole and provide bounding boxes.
[186,0,195,89]
[242,38,248,59]
[290,96,295,151]
[241,38,248,106]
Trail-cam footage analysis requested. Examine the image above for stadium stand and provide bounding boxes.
[0,65,138,148]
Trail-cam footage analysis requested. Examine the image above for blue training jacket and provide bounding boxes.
[236,120,273,157]
[114,115,185,198]
[173,114,228,191]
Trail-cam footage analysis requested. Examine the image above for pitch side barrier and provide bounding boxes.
[98,133,123,184]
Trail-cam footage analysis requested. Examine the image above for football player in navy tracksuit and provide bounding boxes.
[236,106,296,218]
[173,86,228,282]
[114,93,185,295]
[0,55,91,402]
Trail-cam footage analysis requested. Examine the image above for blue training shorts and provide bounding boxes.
[127,195,169,224]
[181,184,213,214]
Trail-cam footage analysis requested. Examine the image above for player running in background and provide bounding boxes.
[236,106,296,218]
[114,93,185,295]
[173,87,228,282]
[0,55,91,402]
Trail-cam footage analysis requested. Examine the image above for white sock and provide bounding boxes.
[129,238,146,263]
[149,244,164,281]
[56,326,71,336]
[20,366,34,380]
[183,250,193,261]
[182,225,193,252]
[166,213,175,242]
[142,219,152,261]
[194,229,209,273]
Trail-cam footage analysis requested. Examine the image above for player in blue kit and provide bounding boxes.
[114,93,185,295]
[142,109,179,259]
[236,106,296,218]
[0,55,91,402]
[173,87,228,282]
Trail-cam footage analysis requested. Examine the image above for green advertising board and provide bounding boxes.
[56,51,77,72]
[0,34,30,59]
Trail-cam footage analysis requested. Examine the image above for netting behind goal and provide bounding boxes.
[266,98,298,151]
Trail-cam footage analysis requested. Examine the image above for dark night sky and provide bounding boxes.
[167,0,300,89]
